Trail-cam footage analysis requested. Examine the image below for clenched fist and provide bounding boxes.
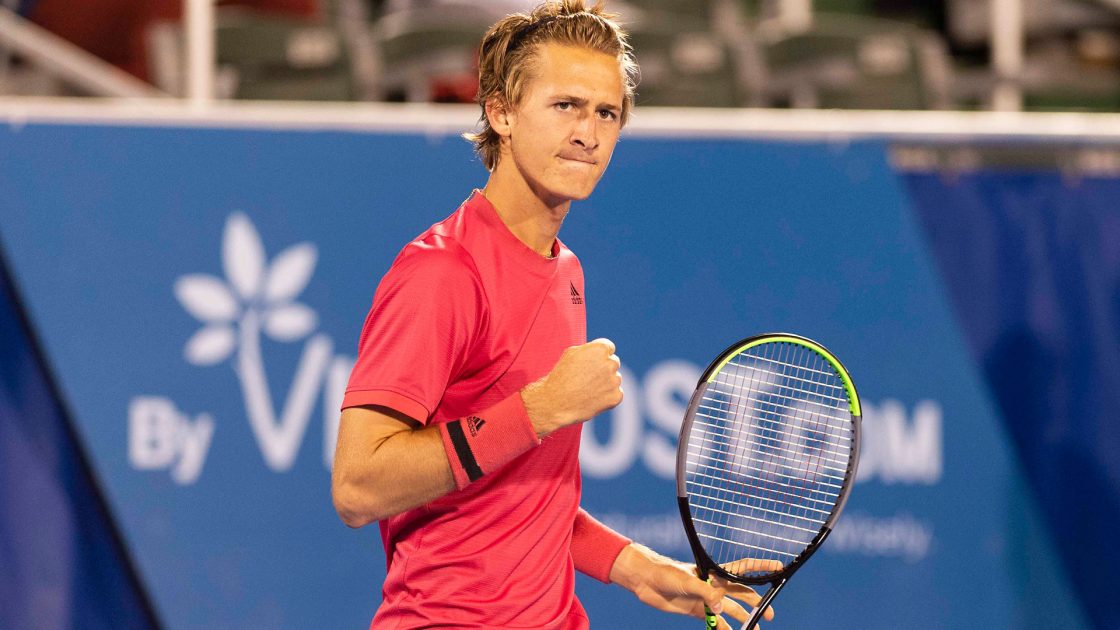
[521,338,624,437]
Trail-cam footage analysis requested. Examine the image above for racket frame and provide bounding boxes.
[675,333,862,621]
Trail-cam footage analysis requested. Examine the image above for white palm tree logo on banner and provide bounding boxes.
[174,213,334,471]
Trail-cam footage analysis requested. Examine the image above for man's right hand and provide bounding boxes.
[521,338,624,437]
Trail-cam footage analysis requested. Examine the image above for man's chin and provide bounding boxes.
[537,180,599,206]
[560,181,600,202]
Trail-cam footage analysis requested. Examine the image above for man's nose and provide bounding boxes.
[571,110,599,151]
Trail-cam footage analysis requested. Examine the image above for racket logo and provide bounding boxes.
[751,399,845,487]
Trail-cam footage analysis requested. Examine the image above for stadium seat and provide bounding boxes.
[626,0,764,107]
[371,3,507,102]
[758,13,953,109]
[148,7,353,100]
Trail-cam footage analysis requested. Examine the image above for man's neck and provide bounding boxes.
[482,167,569,258]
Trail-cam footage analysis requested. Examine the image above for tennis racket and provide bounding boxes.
[676,333,861,630]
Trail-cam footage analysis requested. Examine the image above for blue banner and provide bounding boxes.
[0,245,157,629]
[905,168,1120,630]
[0,121,1099,629]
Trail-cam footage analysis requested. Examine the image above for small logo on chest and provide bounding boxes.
[569,282,583,305]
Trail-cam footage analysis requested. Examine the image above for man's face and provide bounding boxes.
[496,43,625,206]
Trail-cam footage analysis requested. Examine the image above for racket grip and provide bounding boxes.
[704,604,718,629]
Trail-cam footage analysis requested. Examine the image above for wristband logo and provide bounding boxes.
[466,415,487,437]
[128,212,354,484]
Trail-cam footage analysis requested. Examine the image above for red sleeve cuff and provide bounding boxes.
[571,508,631,583]
[438,392,540,490]
[340,389,430,424]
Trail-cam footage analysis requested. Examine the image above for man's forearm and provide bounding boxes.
[607,543,645,592]
[332,413,457,527]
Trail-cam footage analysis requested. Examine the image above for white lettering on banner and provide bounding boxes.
[128,396,213,485]
[598,512,691,554]
[581,364,944,486]
[595,509,934,563]
[640,361,701,479]
[323,356,355,469]
[128,213,353,483]
[236,323,333,471]
[857,399,942,485]
[581,361,698,479]
[826,511,934,563]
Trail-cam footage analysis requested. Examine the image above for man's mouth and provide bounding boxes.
[559,155,596,165]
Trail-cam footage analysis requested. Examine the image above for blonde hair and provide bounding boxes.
[464,0,638,171]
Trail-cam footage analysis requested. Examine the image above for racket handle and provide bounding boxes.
[704,604,718,629]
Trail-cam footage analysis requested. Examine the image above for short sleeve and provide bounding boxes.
[342,239,485,424]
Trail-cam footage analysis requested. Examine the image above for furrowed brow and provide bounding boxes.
[551,94,620,114]
[552,94,589,106]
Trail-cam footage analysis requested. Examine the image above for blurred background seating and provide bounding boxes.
[371,2,511,102]
[754,12,953,109]
[1,0,1119,110]
[148,3,354,100]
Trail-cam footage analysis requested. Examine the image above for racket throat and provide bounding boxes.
[741,577,788,630]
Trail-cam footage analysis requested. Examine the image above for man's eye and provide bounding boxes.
[598,110,618,121]
[556,102,572,110]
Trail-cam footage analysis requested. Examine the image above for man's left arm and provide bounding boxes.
[571,509,776,630]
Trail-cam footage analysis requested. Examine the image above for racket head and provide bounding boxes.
[676,333,862,585]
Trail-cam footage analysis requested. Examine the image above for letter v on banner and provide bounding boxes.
[236,310,333,471]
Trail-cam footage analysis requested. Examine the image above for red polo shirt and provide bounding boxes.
[344,191,625,629]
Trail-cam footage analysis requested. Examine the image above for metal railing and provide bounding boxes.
[0,6,168,99]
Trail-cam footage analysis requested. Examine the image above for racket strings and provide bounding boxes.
[684,342,856,580]
[689,418,851,472]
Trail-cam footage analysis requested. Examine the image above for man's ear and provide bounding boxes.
[485,97,514,139]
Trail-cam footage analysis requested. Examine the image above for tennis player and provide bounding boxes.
[332,1,776,628]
